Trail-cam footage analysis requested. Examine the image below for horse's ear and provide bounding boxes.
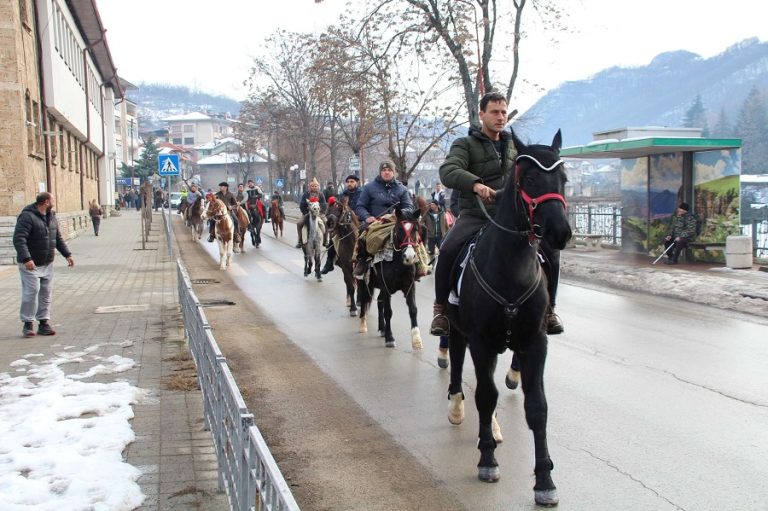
[551,129,562,153]
[509,127,526,153]
[395,206,403,219]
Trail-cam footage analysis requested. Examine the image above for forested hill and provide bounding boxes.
[127,83,241,131]
[515,38,768,147]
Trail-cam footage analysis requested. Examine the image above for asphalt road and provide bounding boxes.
[180,216,768,511]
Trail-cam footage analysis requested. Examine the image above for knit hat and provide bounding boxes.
[379,161,396,172]
[345,174,360,182]
[679,202,690,212]
[218,181,229,187]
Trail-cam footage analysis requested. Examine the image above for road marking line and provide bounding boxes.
[257,260,290,274]
[229,262,247,276]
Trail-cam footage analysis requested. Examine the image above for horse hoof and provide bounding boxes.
[410,327,423,350]
[491,413,503,443]
[478,466,500,483]
[359,322,368,334]
[448,392,464,425]
[505,367,520,390]
[437,348,449,369]
[349,310,357,317]
[534,489,559,507]
[385,340,396,348]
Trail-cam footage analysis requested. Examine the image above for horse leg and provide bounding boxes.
[518,339,558,506]
[468,339,500,483]
[447,330,466,424]
[506,351,521,390]
[304,252,310,277]
[377,291,385,336]
[315,252,322,281]
[405,287,422,350]
[358,281,371,333]
[346,271,357,317]
[382,292,395,348]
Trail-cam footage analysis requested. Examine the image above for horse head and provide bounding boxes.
[510,129,572,250]
[394,206,421,266]
[203,198,226,220]
[308,199,321,219]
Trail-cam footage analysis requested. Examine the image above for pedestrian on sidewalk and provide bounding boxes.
[13,192,74,338]
[88,199,103,236]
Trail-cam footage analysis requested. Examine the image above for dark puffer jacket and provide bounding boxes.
[355,176,413,222]
[13,204,72,266]
[439,126,517,219]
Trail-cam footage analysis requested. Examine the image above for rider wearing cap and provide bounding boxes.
[208,181,239,242]
[352,161,414,278]
[429,91,563,337]
[321,174,362,275]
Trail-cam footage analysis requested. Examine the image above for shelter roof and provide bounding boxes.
[561,137,742,159]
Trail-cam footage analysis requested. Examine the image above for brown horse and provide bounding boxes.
[270,199,284,237]
[326,196,359,316]
[187,196,205,241]
[232,204,250,254]
[202,198,233,270]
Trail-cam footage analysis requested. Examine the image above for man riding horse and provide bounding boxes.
[184,184,203,222]
[242,179,265,220]
[353,161,429,280]
[207,182,239,243]
[296,178,327,248]
[266,189,284,224]
[321,174,362,275]
[429,91,565,337]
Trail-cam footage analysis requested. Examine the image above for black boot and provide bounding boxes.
[546,309,564,335]
[321,257,335,274]
[429,303,450,336]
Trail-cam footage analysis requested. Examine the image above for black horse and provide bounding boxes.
[446,130,571,507]
[247,199,265,247]
[357,207,424,350]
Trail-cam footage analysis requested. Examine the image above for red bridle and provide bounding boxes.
[514,161,568,227]
[397,220,420,249]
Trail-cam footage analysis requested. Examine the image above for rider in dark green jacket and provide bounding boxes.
[430,92,565,337]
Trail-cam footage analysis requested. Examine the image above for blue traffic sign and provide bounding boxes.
[276,179,284,188]
[256,176,263,185]
[158,154,180,176]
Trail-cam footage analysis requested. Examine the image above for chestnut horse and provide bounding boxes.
[232,204,250,254]
[326,196,359,316]
[270,198,284,237]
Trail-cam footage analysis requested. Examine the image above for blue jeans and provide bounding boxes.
[19,263,54,322]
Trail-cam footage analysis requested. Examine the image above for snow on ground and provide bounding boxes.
[0,345,145,510]
[562,254,768,320]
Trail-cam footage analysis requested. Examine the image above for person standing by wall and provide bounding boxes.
[13,192,74,338]
[89,199,103,236]
[423,199,448,256]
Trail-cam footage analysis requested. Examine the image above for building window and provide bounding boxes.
[183,124,194,133]
[49,117,58,165]
[60,131,67,169]
[32,100,42,155]
[170,124,182,134]
[184,137,194,145]
[25,91,34,156]
[172,138,182,145]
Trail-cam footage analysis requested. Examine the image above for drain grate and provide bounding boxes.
[198,300,236,308]
[192,278,220,284]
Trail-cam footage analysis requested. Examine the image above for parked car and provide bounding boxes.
[169,192,182,209]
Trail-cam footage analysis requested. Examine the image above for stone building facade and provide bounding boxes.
[0,0,122,264]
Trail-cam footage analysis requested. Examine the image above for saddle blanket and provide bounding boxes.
[448,243,474,306]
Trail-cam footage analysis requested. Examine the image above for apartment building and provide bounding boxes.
[163,112,233,151]
[0,0,123,263]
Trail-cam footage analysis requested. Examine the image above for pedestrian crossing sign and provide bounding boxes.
[158,154,180,176]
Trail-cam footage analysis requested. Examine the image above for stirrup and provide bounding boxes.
[430,314,450,336]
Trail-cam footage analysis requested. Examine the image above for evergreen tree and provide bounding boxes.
[682,94,710,136]
[123,136,160,181]
[734,86,768,175]
[711,107,732,138]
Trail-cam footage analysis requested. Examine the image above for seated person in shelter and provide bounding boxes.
[296,178,327,247]
[207,182,239,242]
[353,160,416,278]
[664,202,697,265]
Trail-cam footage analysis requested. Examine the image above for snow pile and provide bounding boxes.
[0,346,145,510]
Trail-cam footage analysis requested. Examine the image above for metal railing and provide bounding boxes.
[177,261,300,511]
[567,203,622,246]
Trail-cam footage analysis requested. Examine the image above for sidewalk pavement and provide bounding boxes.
[0,209,228,510]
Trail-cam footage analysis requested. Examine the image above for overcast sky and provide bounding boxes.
[96,0,768,113]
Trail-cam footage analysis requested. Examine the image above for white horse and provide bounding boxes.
[202,198,234,270]
[301,200,326,281]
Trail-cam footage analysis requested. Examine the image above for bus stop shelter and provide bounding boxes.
[560,127,742,261]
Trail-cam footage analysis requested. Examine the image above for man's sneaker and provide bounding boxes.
[545,312,564,335]
[430,303,450,336]
[265,219,270,223]
[295,242,303,249]
[22,322,35,338]
[37,320,56,336]
[207,234,215,243]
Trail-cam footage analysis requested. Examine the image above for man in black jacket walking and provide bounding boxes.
[13,192,74,338]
